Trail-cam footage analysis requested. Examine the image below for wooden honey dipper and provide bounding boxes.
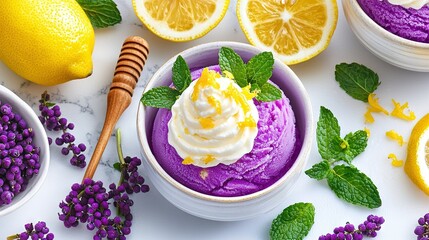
[82,36,149,180]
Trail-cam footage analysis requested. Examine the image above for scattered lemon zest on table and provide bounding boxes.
[364,127,371,137]
[388,153,404,167]
[368,93,389,115]
[364,108,375,124]
[386,130,405,146]
[391,99,416,121]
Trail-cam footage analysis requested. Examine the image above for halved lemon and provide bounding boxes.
[132,0,230,42]
[405,113,429,195]
[236,0,338,65]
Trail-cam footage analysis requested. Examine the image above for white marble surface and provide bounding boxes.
[1,0,429,239]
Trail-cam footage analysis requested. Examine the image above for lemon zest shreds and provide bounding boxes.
[199,117,215,129]
[192,68,220,101]
[203,155,216,165]
[241,84,258,100]
[364,127,371,138]
[182,157,194,165]
[388,153,404,167]
[368,93,389,115]
[386,130,405,146]
[224,70,234,80]
[364,107,375,124]
[207,96,222,114]
[391,99,416,121]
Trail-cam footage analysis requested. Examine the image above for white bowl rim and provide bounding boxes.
[349,0,429,48]
[0,85,50,216]
[137,41,313,203]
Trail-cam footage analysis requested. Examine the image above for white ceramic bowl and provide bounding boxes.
[136,41,313,221]
[0,85,50,216]
[343,0,429,72]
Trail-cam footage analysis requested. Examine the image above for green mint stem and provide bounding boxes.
[115,128,126,186]
[115,128,128,216]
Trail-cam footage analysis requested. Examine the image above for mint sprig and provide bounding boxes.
[246,51,274,87]
[270,202,315,240]
[141,47,282,109]
[141,55,193,109]
[76,0,121,28]
[335,63,380,102]
[219,47,281,102]
[172,55,192,93]
[327,165,381,209]
[305,106,381,209]
[219,47,247,87]
[140,86,180,109]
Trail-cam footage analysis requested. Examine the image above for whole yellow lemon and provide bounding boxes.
[0,0,95,86]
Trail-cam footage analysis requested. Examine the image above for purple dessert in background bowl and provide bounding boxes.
[358,0,429,43]
[136,41,313,221]
[342,0,429,71]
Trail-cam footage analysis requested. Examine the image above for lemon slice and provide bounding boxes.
[236,0,338,65]
[405,113,429,195]
[132,0,230,42]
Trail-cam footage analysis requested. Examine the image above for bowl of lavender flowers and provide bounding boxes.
[0,85,50,216]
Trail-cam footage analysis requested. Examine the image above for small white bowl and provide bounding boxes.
[0,85,50,216]
[136,41,313,221]
[343,0,429,72]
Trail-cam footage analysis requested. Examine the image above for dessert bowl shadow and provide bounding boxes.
[136,41,313,221]
[343,0,429,72]
[0,85,50,217]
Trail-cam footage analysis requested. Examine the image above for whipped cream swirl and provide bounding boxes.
[168,68,259,168]
[387,0,429,9]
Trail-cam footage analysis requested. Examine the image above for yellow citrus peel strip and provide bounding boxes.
[386,130,405,146]
[388,153,404,167]
[391,99,416,121]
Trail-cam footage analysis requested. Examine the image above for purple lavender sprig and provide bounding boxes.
[38,91,86,168]
[414,213,429,240]
[7,221,54,240]
[319,215,385,240]
[58,129,149,239]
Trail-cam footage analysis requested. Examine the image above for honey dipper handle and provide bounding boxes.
[83,36,149,180]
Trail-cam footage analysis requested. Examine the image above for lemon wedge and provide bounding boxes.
[405,113,429,195]
[132,0,230,42]
[236,0,338,65]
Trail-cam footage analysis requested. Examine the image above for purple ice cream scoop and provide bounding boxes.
[358,0,429,43]
[150,65,299,197]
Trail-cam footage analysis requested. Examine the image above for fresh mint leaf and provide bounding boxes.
[317,106,343,161]
[172,55,192,93]
[256,83,282,102]
[270,202,315,240]
[219,47,247,87]
[335,63,380,102]
[327,165,381,209]
[341,130,368,163]
[141,86,180,109]
[76,0,121,28]
[113,162,121,172]
[305,161,330,180]
[246,52,274,87]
